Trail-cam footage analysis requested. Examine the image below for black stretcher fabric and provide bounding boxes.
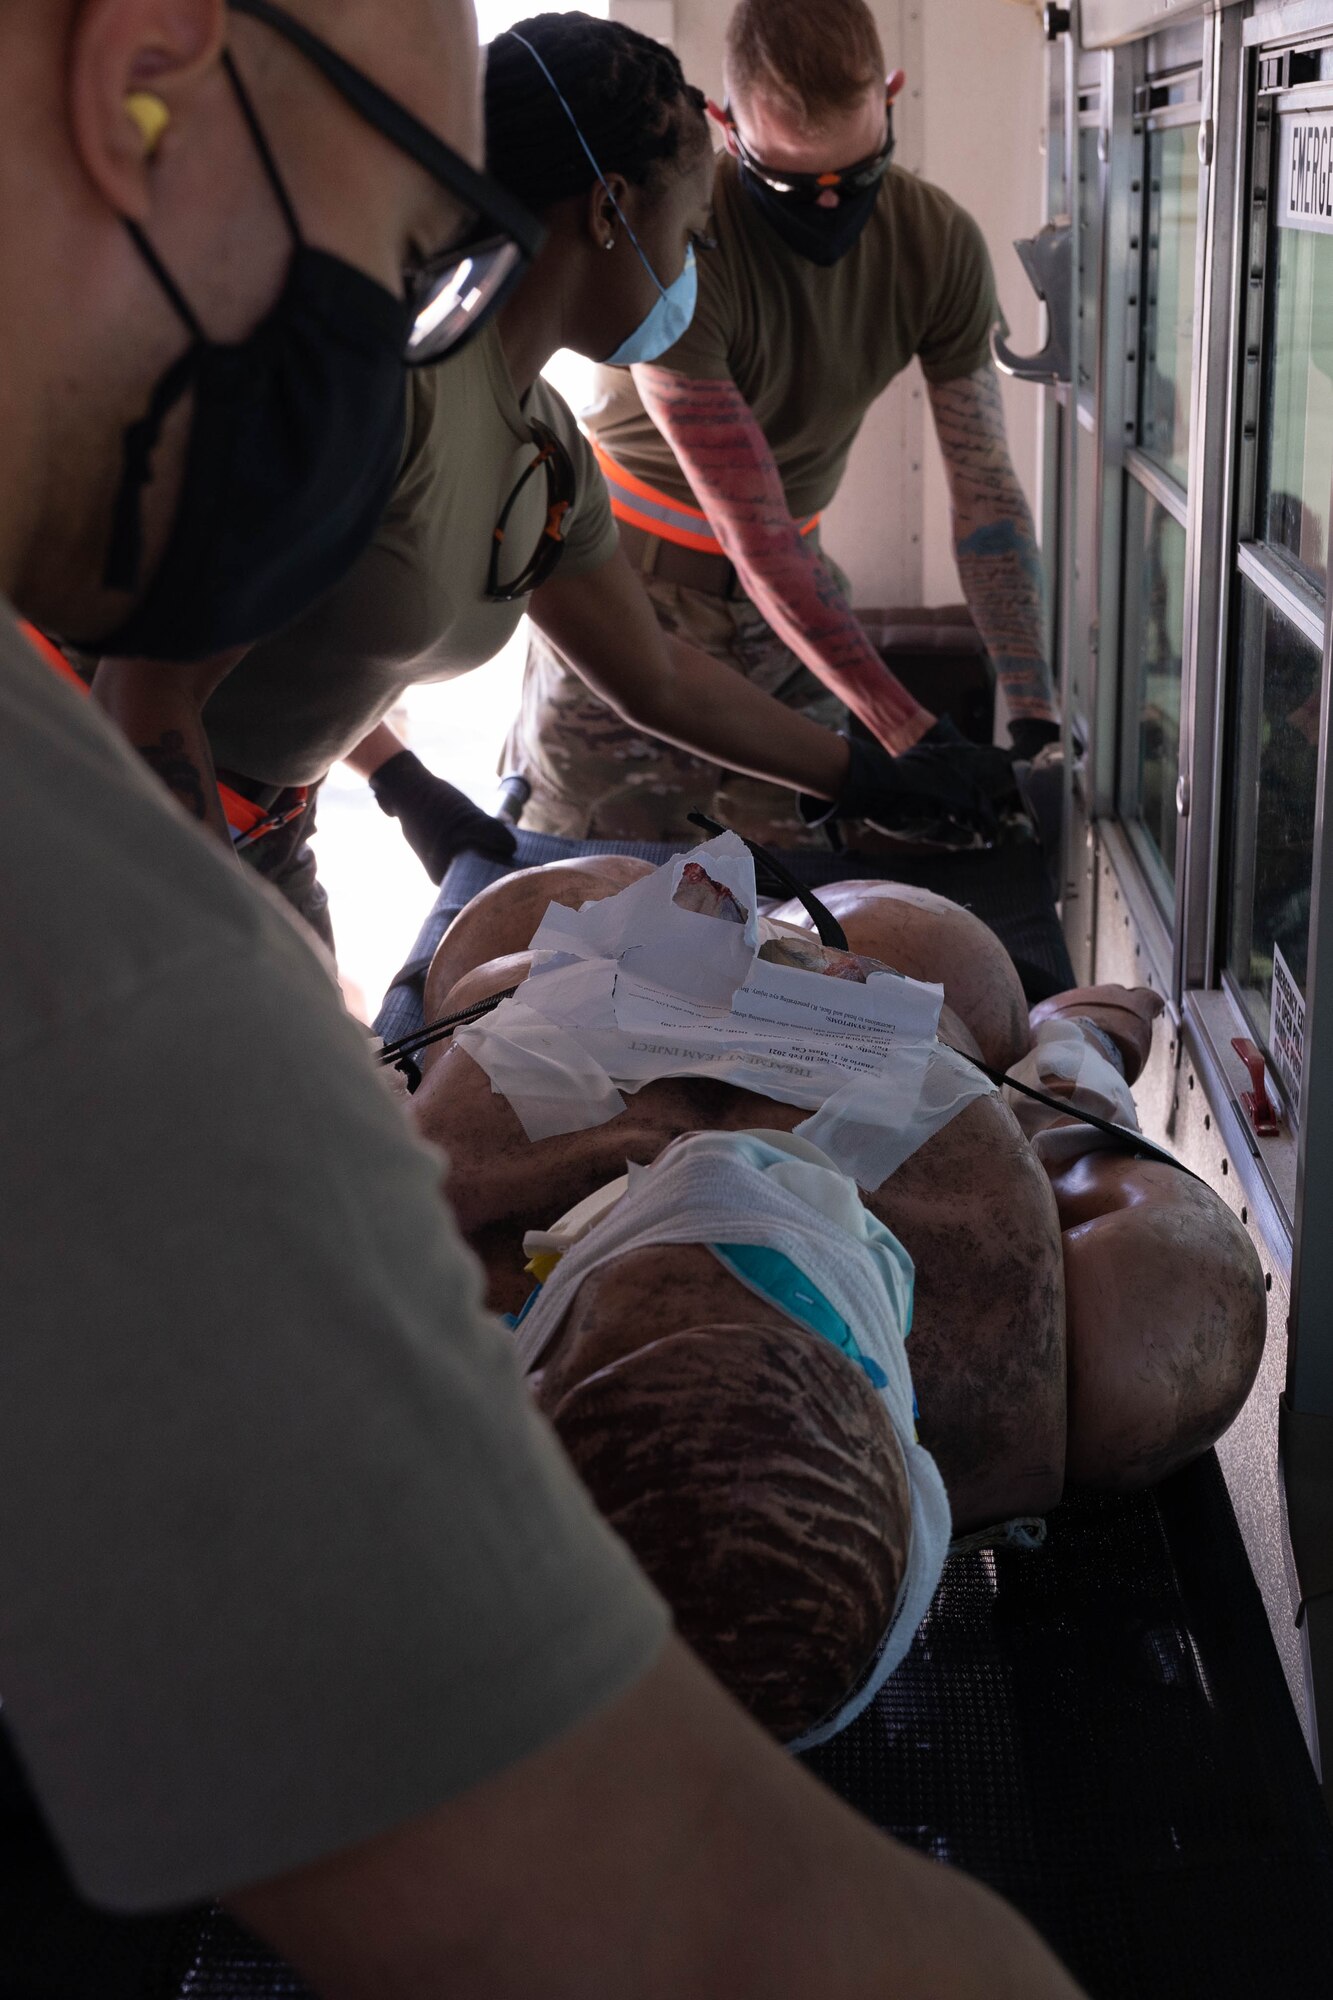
[2,1456,1330,1997]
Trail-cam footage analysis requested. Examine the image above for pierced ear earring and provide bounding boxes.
[124,92,171,159]
[604,236,616,251]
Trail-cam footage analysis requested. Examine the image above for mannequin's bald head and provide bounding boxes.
[0,0,481,637]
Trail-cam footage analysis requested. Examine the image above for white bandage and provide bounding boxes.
[514,1130,952,1747]
[1003,1016,1141,1168]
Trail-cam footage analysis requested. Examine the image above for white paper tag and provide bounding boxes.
[612,959,942,1069]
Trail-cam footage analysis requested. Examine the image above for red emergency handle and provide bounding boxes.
[1231,1038,1280,1137]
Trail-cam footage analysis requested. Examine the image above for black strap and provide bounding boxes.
[221,49,303,244]
[122,221,205,341]
[376,987,518,1069]
[378,988,1195,1176]
[959,1051,1200,1180]
[226,0,542,255]
[102,342,200,591]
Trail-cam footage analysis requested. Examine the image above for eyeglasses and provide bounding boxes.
[717,90,898,205]
[486,421,576,602]
[228,0,545,362]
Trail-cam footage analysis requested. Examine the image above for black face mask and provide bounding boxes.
[86,54,414,662]
[738,169,880,267]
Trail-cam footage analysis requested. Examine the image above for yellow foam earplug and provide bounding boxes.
[125,92,171,158]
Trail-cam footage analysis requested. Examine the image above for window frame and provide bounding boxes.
[1110,49,1208,943]
[1195,35,1333,1228]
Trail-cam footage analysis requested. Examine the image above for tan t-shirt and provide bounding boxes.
[0,609,665,1910]
[204,323,619,788]
[585,159,1000,522]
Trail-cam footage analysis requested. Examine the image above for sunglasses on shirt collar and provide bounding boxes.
[228,0,545,362]
[708,80,900,204]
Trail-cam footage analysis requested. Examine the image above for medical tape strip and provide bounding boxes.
[510,1134,953,1746]
[456,983,991,1189]
[1002,1017,1142,1169]
[456,994,628,1140]
[797,1040,996,1188]
[454,832,992,1189]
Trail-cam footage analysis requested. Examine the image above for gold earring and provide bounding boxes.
[124,92,171,158]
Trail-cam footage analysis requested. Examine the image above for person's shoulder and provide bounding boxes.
[526,372,584,450]
[0,614,284,1045]
[688,157,752,305]
[707,157,763,278]
[879,169,996,371]
[391,335,494,498]
[881,165,984,248]
[361,335,503,583]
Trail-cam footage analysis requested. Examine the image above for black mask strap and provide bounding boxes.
[103,329,201,592]
[221,50,304,246]
[105,52,304,597]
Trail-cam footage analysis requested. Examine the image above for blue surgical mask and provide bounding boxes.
[604,243,698,365]
[509,33,701,367]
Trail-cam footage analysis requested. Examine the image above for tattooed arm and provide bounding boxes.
[91,650,246,847]
[926,364,1058,732]
[632,365,934,753]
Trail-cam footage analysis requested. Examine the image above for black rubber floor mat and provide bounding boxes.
[374,832,1075,1046]
[805,1451,1333,1998]
[0,1777,206,2000]
[0,1458,1327,1995]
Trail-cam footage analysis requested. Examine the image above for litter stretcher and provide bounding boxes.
[5,828,1330,2000]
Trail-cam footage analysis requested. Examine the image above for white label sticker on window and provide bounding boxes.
[1278,113,1333,235]
[1269,941,1306,1112]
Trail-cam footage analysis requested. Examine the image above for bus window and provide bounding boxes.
[1138,120,1200,485]
[1122,479,1187,903]
[1261,213,1333,588]
[1069,410,1098,728]
[1224,584,1322,1082]
[1223,77,1333,1123]
[1115,67,1202,923]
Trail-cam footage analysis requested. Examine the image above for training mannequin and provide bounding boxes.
[414,862,1266,1545]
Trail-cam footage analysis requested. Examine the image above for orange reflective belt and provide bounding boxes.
[20,622,86,693]
[17,620,304,849]
[223,786,311,850]
[591,440,820,554]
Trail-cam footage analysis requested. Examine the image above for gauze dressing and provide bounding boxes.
[1003,1016,1141,1168]
[516,1129,952,1748]
[456,834,994,1189]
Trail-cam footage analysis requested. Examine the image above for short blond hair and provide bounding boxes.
[724,0,885,127]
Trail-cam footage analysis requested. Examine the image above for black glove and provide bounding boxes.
[1008,716,1062,762]
[800,718,1006,845]
[368,749,517,883]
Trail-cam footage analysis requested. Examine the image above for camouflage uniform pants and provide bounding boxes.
[506,555,853,847]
